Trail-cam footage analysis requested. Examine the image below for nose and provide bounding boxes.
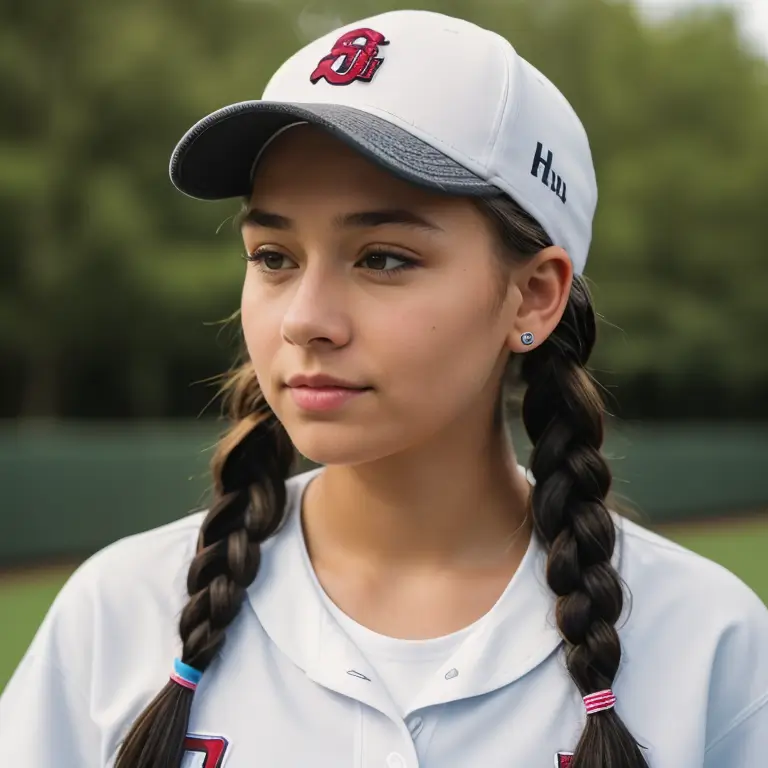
[281,262,352,349]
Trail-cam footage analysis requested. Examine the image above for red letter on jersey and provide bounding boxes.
[182,735,228,768]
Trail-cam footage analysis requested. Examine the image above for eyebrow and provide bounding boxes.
[238,207,444,233]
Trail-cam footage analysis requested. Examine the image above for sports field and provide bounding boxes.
[1,517,766,693]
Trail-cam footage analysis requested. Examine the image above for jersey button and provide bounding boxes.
[407,716,423,738]
[386,752,406,768]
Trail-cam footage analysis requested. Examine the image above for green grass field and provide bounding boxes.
[1,518,766,693]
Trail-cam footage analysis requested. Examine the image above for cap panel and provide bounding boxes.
[261,11,509,173]
[487,51,597,274]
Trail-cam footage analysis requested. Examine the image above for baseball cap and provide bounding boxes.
[169,9,597,274]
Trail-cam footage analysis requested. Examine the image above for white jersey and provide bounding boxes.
[1,467,767,768]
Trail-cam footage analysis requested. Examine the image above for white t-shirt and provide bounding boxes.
[1,466,767,768]
[315,551,488,719]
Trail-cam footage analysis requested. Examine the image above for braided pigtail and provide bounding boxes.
[520,276,648,768]
[477,193,648,765]
[114,361,295,768]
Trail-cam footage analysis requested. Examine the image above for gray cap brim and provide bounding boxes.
[169,101,497,200]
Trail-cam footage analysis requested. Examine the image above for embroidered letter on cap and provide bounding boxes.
[310,28,389,86]
[531,142,567,203]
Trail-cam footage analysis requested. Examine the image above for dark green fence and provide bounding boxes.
[1,420,766,567]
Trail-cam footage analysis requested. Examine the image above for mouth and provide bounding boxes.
[287,384,372,412]
[288,384,372,391]
[285,373,372,390]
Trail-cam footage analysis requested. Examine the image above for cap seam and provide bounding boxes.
[485,35,518,177]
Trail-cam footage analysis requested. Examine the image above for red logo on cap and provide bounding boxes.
[310,28,389,86]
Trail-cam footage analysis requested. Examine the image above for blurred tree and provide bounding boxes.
[0,0,299,417]
[1,0,766,419]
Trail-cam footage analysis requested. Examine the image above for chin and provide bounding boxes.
[282,420,410,467]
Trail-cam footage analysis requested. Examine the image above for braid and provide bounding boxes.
[520,277,648,768]
[114,361,295,768]
[477,193,648,765]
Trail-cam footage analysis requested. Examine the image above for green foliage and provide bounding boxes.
[1,0,766,418]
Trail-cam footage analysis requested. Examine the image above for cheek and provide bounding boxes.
[330,288,503,462]
[240,279,259,356]
[374,282,503,403]
[240,278,280,389]
[408,271,499,353]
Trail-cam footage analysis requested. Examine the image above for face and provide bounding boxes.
[240,125,525,466]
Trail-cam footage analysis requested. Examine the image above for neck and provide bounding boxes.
[301,412,532,570]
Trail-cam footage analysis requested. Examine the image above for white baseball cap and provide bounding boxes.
[169,10,598,274]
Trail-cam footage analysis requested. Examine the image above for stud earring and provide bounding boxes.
[521,332,535,346]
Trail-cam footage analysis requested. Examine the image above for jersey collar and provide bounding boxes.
[246,467,624,717]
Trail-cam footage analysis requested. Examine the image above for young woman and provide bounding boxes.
[1,9,766,768]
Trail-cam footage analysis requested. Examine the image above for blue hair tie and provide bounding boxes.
[170,658,203,691]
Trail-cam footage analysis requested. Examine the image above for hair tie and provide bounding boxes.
[583,689,616,715]
[170,658,203,691]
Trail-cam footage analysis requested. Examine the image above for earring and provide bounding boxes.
[521,332,534,346]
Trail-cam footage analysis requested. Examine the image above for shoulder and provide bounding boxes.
[35,467,317,655]
[1,471,316,756]
[614,515,768,745]
[0,510,207,758]
[25,511,205,678]
[61,510,204,617]
[52,467,317,607]
[615,514,766,627]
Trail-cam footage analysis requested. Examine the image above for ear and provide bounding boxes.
[506,246,573,353]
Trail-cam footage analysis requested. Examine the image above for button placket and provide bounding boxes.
[401,710,439,765]
[358,705,420,768]
[407,716,424,739]
[386,752,407,768]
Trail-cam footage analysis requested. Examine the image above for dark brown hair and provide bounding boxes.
[113,193,648,768]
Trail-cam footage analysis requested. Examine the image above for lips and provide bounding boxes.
[293,385,367,391]
[285,373,370,390]
[288,384,371,412]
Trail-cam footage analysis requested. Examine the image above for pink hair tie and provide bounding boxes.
[583,689,616,715]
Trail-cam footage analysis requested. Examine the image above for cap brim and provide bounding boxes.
[169,101,497,200]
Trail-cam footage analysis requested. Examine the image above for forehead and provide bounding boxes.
[249,124,456,211]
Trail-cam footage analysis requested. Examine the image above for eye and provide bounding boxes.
[360,249,419,277]
[242,246,419,278]
[243,248,295,272]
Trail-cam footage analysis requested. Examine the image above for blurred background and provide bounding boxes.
[1,0,767,690]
